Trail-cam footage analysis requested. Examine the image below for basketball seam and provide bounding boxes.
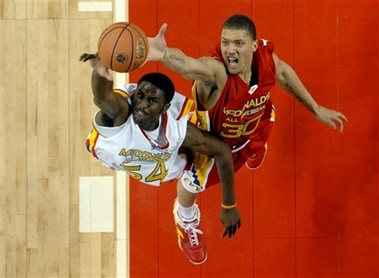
[128,25,148,70]
[98,23,127,50]
[111,23,131,71]
[123,27,134,72]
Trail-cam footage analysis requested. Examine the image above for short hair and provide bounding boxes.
[222,14,257,40]
[138,72,175,103]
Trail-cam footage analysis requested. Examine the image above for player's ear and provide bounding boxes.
[162,103,171,113]
[252,39,258,52]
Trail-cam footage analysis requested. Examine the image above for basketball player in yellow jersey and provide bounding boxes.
[80,53,240,264]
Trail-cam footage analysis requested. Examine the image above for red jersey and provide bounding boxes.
[191,39,277,181]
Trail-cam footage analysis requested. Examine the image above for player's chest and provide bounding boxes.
[215,85,271,117]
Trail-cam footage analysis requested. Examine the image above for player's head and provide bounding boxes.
[220,14,258,75]
[222,14,257,40]
[138,72,175,103]
[132,72,174,130]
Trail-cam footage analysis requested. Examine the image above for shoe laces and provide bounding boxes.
[183,221,203,247]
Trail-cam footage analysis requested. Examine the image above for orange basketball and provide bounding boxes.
[97,22,149,73]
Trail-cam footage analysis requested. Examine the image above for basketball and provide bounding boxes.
[97,22,149,73]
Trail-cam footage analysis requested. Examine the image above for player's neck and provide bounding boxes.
[140,116,160,131]
[239,70,252,86]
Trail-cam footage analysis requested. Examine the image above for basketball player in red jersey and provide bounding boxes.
[146,13,347,261]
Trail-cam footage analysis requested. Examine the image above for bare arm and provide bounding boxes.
[274,53,347,132]
[79,53,130,126]
[182,122,241,238]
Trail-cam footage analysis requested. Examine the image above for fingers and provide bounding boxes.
[328,120,337,130]
[221,220,241,238]
[323,111,347,133]
[339,112,348,122]
[338,120,343,133]
[79,53,97,62]
[318,107,348,133]
[337,113,347,133]
[328,118,344,133]
[333,113,348,133]
[159,23,168,37]
[79,53,90,61]
[79,53,86,61]
[221,228,227,238]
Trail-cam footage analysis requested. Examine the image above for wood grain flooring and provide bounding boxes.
[1,1,128,277]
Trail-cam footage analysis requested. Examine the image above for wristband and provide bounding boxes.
[221,203,237,209]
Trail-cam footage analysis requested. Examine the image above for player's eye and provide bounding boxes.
[235,41,244,47]
[136,90,144,99]
[149,98,158,104]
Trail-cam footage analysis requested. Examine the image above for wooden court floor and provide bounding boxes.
[1,1,129,277]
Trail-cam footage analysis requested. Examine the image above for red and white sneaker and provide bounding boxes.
[173,200,207,265]
[245,143,268,170]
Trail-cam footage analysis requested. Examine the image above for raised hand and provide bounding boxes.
[79,53,113,81]
[146,23,168,62]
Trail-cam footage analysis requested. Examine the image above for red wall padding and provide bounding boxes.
[129,1,378,277]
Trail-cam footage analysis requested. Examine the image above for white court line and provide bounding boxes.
[78,1,113,12]
[116,171,128,278]
[114,1,129,277]
[79,176,114,232]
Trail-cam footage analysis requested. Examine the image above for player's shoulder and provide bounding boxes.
[258,39,275,50]
[256,39,275,58]
[113,83,135,108]
[168,92,194,120]
[200,55,224,67]
[114,83,137,96]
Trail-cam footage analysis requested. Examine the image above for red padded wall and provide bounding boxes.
[129,1,378,277]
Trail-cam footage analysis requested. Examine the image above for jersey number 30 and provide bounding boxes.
[221,115,261,138]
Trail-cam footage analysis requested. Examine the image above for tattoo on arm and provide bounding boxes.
[168,54,185,64]
[199,58,208,64]
[284,83,303,103]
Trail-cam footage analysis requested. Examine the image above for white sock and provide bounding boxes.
[177,203,196,220]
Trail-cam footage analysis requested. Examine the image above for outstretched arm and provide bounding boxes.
[182,122,241,238]
[79,53,130,125]
[274,53,347,132]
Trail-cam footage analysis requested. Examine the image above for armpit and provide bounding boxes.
[196,80,220,110]
[100,111,115,127]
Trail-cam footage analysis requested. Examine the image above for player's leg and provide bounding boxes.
[246,106,276,170]
[245,143,268,170]
[173,179,207,265]
[176,180,197,208]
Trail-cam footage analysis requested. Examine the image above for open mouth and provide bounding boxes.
[133,107,148,118]
[227,57,238,69]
